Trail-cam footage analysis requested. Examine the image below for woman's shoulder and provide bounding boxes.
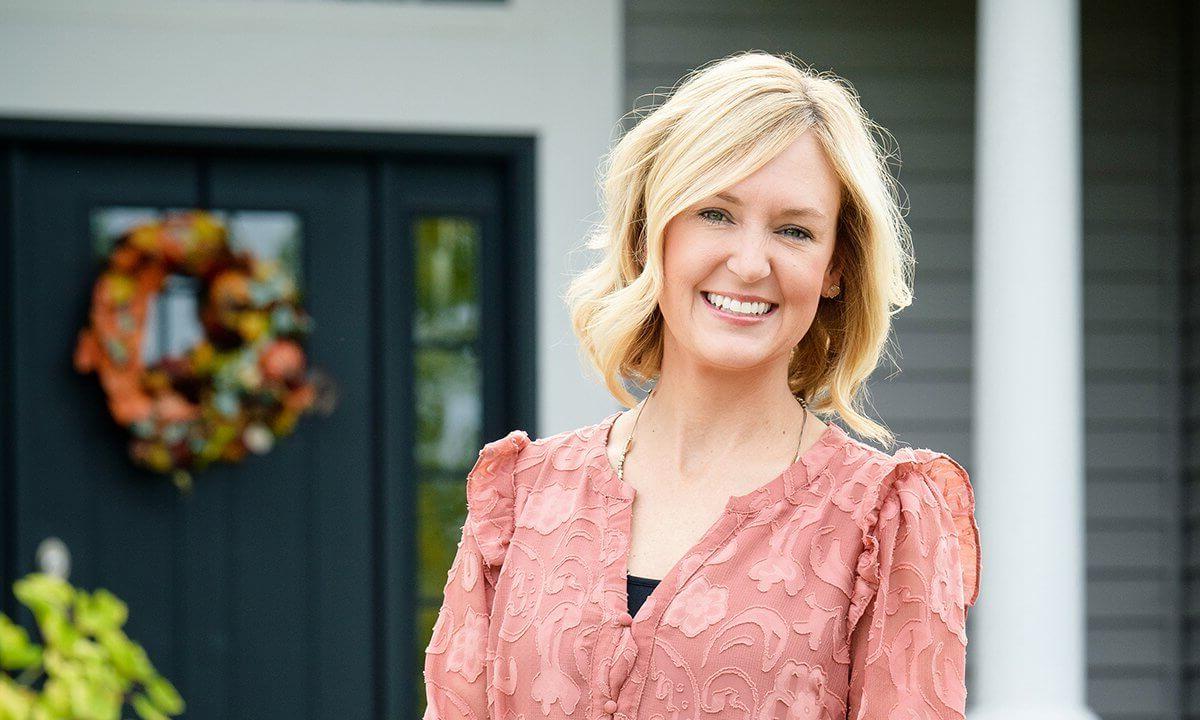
[824,430,982,643]
[464,412,618,567]
[827,428,969,495]
[473,409,614,461]
[468,411,618,497]
[832,433,979,610]
[835,432,973,527]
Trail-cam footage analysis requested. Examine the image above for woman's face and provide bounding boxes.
[659,131,843,376]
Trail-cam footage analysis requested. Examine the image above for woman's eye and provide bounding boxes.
[699,209,812,241]
[699,209,727,225]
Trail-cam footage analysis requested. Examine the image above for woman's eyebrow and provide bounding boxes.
[715,192,827,220]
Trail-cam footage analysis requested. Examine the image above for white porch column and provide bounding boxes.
[970,0,1098,719]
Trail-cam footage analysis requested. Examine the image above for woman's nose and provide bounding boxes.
[725,232,772,284]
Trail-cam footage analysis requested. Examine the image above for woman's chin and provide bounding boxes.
[690,343,784,373]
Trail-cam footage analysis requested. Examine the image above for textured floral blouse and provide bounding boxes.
[423,410,981,720]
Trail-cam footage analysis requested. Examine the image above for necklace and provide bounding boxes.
[614,385,811,483]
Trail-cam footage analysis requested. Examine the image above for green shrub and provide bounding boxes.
[0,573,184,720]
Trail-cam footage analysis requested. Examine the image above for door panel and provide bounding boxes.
[207,155,375,720]
[14,146,200,688]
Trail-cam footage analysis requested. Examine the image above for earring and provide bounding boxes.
[824,284,840,298]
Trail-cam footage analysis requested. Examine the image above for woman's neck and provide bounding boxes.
[617,351,823,481]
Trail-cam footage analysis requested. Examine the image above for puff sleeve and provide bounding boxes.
[423,430,531,720]
[845,451,981,720]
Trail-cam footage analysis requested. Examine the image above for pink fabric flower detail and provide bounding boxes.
[517,484,577,534]
[457,547,479,592]
[749,550,805,595]
[757,660,834,720]
[664,576,729,638]
[445,606,488,682]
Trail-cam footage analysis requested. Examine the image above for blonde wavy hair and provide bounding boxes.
[564,51,916,447]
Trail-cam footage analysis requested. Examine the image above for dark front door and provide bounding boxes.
[0,121,536,720]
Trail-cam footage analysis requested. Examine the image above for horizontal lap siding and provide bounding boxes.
[1183,0,1200,716]
[1085,1,1183,718]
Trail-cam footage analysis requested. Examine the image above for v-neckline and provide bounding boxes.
[590,407,847,626]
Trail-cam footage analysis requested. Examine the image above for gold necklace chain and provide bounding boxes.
[614,385,810,483]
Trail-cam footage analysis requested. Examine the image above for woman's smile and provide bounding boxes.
[699,290,779,326]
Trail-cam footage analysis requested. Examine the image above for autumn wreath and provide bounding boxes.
[73,210,335,492]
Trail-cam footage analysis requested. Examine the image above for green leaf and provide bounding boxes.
[0,614,43,671]
[143,676,184,715]
[80,673,113,718]
[73,590,128,635]
[98,630,152,681]
[64,672,117,720]
[68,636,105,663]
[38,677,71,716]
[0,675,37,720]
[13,575,74,616]
[29,701,70,720]
[42,649,75,679]
[36,610,78,649]
[131,693,168,720]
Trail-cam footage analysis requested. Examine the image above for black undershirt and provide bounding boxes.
[626,573,661,618]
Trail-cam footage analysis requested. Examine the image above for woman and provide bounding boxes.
[423,51,981,720]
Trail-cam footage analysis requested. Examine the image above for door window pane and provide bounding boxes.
[415,216,479,345]
[412,215,483,713]
[415,346,482,471]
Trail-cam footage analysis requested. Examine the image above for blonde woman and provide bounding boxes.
[423,51,981,720]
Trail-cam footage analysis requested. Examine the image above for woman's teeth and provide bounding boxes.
[704,292,775,316]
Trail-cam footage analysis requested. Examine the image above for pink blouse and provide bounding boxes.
[423,409,981,720]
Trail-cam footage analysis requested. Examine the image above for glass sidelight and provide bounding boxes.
[411,215,483,700]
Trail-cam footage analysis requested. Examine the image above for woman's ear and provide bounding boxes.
[825,260,843,292]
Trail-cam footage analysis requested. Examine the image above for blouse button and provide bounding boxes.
[604,700,618,713]
[617,612,633,626]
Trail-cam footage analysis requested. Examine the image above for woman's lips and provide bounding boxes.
[701,291,777,325]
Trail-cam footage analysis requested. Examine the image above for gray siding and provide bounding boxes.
[1181,0,1200,717]
[1085,1,1185,718]
[625,0,1190,718]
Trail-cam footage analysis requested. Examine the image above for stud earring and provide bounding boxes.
[824,284,840,298]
